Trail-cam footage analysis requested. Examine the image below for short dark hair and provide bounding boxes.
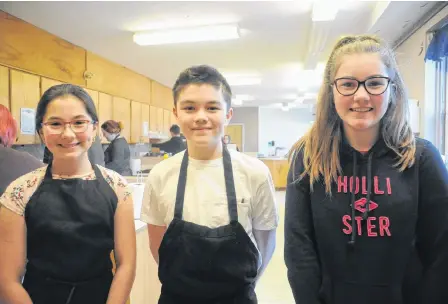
[169,124,180,135]
[101,120,123,134]
[36,84,98,134]
[172,65,232,108]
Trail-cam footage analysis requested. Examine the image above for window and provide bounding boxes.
[424,23,448,155]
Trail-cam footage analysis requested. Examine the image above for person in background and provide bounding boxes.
[141,65,278,303]
[101,120,132,176]
[150,124,186,155]
[223,134,240,151]
[285,35,448,304]
[0,105,43,196]
[43,134,105,166]
[0,84,136,304]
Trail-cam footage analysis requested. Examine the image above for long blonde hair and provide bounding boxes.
[290,35,416,194]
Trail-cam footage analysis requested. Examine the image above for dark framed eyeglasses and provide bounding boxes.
[41,120,95,134]
[333,76,392,96]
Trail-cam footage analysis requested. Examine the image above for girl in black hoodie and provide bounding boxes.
[285,35,448,304]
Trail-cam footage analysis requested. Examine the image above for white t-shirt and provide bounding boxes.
[140,150,278,250]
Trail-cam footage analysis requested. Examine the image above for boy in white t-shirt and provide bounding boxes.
[140,65,278,303]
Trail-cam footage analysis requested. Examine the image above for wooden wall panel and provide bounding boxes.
[98,93,113,144]
[150,81,172,110]
[86,51,151,104]
[0,66,9,109]
[10,70,40,144]
[112,97,131,142]
[41,77,63,96]
[141,103,150,143]
[130,101,142,144]
[0,11,86,85]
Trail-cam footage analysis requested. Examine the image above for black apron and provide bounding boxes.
[158,146,260,304]
[23,163,118,304]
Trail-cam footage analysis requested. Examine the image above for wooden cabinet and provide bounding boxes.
[156,108,164,133]
[131,101,142,144]
[149,106,157,132]
[98,93,113,143]
[41,77,63,96]
[83,88,99,114]
[163,110,171,134]
[10,70,40,144]
[0,66,9,109]
[170,112,177,128]
[259,159,289,189]
[0,12,86,85]
[86,51,151,105]
[113,97,131,142]
[141,103,150,143]
[150,81,172,110]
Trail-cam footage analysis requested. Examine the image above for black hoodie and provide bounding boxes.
[284,137,448,304]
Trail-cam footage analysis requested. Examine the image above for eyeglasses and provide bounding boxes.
[41,120,94,134]
[333,76,392,96]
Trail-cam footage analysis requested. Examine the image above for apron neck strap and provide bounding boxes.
[174,146,238,223]
[43,161,101,181]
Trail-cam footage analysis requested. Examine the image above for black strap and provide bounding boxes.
[43,162,104,183]
[174,147,238,223]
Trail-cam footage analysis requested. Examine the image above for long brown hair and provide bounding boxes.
[290,35,416,194]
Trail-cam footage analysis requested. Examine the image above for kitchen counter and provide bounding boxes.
[258,158,289,189]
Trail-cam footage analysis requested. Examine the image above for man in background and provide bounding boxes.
[150,124,186,155]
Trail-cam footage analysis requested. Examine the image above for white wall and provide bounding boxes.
[258,107,314,156]
[395,5,448,141]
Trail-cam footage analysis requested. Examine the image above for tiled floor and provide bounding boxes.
[255,191,295,304]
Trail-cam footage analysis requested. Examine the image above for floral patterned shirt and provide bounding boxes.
[0,165,132,216]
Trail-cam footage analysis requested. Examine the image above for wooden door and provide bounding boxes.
[131,101,142,144]
[10,70,40,144]
[98,92,113,143]
[224,124,243,151]
[112,97,131,142]
[141,103,150,143]
[0,66,9,109]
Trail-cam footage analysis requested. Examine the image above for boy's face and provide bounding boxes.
[174,84,232,148]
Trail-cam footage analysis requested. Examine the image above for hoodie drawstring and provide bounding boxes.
[348,152,373,247]
[348,152,358,247]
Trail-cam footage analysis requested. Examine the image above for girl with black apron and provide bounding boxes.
[158,146,260,304]
[22,162,118,304]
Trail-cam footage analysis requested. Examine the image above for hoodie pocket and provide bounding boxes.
[324,279,402,304]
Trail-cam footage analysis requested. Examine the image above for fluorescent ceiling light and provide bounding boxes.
[312,2,339,21]
[133,24,240,46]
